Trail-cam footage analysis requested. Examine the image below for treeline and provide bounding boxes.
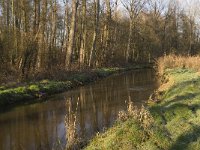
[0,0,199,80]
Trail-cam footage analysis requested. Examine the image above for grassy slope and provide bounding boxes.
[85,116,170,150]
[86,68,200,150]
[0,65,149,107]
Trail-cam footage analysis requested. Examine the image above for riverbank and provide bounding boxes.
[86,67,200,149]
[0,64,151,107]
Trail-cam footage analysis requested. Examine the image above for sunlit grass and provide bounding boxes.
[86,68,200,150]
[151,68,200,150]
[0,81,72,106]
[86,101,171,150]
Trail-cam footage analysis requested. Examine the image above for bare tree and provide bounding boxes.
[38,0,47,69]
[89,0,100,67]
[79,0,87,66]
[103,0,112,60]
[121,0,146,62]
[65,0,79,68]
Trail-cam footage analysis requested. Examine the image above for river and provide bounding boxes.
[0,69,158,150]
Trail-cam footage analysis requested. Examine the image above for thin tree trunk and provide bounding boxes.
[38,0,47,69]
[79,0,87,66]
[51,0,57,48]
[89,0,100,67]
[112,0,118,59]
[104,0,111,58]
[65,0,78,69]
[126,18,133,62]
[11,0,16,65]
[62,0,69,60]
[7,0,10,27]
[48,0,57,68]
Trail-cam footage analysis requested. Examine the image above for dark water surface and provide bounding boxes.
[0,69,158,150]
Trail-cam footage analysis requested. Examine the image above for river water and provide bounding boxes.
[0,69,158,150]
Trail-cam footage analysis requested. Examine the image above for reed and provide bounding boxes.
[157,54,200,75]
[118,100,154,130]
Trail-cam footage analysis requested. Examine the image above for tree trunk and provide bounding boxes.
[37,0,47,69]
[63,0,69,65]
[79,0,87,66]
[89,0,100,67]
[112,0,118,59]
[104,0,111,59]
[7,0,10,27]
[65,0,78,69]
[126,18,133,62]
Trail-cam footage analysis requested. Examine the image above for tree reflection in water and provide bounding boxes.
[0,69,157,150]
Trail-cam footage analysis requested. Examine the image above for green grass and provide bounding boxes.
[86,68,200,150]
[151,69,200,150]
[0,81,72,106]
[0,65,151,107]
[86,118,171,150]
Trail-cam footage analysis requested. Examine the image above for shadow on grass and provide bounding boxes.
[169,125,200,150]
[162,78,200,100]
[142,69,200,149]
[150,100,200,149]
[150,74,200,149]
[162,93,197,107]
[153,83,198,124]
[150,90,200,122]
[151,76,200,115]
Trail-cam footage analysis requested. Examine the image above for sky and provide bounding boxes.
[0,0,200,18]
[0,0,197,12]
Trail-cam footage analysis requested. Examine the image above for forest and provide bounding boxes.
[2,0,200,150]
[0,0,200,82]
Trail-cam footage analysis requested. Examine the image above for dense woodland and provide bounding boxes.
[0,0,200,81]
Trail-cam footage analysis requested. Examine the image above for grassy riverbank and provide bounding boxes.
[86,56,200,150]
[0,64,151,107]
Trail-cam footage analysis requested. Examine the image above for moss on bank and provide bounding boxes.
[86,68,200,150]
[0,65,150,107]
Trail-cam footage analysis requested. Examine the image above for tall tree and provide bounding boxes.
[122,0,146,62]
[38,0,47,69]
[65,0,78,68]
[79,0,87,66]
[89,0,100,67]
[103,0,112,61]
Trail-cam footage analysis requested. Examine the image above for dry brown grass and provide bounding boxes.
[157,55,200,75]
[118,100,154,130]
